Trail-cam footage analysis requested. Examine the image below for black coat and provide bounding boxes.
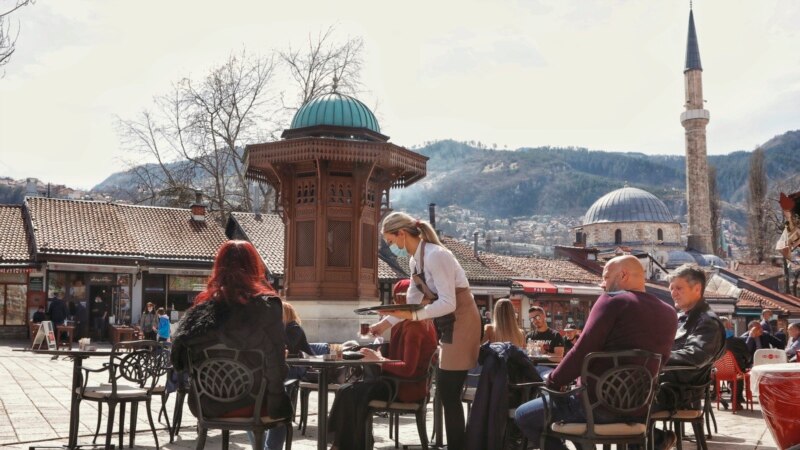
[171,295,290,419]
[48,299,69,325]
[659,301,725,407]
[285,320,314,357]
[465,342,540,450]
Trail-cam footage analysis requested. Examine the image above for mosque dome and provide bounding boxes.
[290,92,380,133]
[583,187,675,225]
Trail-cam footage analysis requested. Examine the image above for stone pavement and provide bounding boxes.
[0,341,781,449]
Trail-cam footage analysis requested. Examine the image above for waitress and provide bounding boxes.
[372,211,481,450]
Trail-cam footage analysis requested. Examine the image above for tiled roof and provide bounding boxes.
[736,289,800,315]
[378,257,406,281]
[229,212,285,276]
[730,263,785,282]
[440,237,509,284]
[0,205,34,265]
[26,197,227,262]
[481,253,602,285]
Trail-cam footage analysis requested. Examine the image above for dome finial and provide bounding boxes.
[332,76,339,93]
[624,181,629,188]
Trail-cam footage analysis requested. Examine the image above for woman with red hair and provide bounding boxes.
[171,240,291,449]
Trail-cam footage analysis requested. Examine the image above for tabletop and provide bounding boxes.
[286,357,400,367]
[13,348,116,357]
[749,362,800,395]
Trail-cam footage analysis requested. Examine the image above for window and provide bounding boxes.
[0,273,27,326]
[614,229,622,244]
[657,228,664,242]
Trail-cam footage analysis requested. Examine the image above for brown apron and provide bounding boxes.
[412,244,480,371]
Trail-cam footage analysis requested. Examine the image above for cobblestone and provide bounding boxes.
[0,341,779,449]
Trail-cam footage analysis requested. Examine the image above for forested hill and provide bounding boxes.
[393,130,800,217]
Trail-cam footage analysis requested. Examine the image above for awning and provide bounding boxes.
[554,283,603,296]
[708,303,736,314]
[147,267,212,277]
[470,286,511,297]
[515,280,558,294]
[46,262,137,274]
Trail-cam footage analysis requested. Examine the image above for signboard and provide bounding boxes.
[31,321,57,350]
[88,274,114,284]
[29,276,44,292]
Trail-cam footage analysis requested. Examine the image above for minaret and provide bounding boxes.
[681,7,713,254]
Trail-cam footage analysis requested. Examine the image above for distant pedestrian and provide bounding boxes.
[31,306,46,323]
[139,302,157,340]
[156,307,170,342]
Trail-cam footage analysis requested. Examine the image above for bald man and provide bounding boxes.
[515,255,679,450]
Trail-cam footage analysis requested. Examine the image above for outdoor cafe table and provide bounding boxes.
[749,363,800,450]
[286,357,399,450]
[13,348,116,450]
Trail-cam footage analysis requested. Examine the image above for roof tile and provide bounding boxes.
[0,205,33,265]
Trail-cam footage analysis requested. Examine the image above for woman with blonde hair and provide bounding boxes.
[283,302,314,358]
[483,299,525,347]
[371,211,481,450]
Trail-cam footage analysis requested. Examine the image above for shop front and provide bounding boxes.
[0,271,29,339]
[143,268,210,323]
[45,263,138,340]
[512,280,600,332]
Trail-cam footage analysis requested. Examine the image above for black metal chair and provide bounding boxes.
[188,343,293,450]
[649,380,715,450]
[79,347,162,449]
[365,353,437,449]
[539,349,662,450]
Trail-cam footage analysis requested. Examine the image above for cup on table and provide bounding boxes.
[329,343,343,361]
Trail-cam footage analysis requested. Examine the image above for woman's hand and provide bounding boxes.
[369,320,391,336]
[360,348,383,361]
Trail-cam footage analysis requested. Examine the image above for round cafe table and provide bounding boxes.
[749,363,800,450]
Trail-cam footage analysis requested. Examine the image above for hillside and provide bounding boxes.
[75,128,800,222]
[393,130,800,218]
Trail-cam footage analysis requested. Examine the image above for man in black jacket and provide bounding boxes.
[652,264,725,450]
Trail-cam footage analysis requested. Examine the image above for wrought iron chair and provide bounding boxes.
[188,343,293,450]
[365,353,438,449]
[539,349,662,450]
[79,347,162,449]
[649,380,714,450]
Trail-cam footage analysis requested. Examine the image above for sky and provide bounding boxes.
[1,0,799,189]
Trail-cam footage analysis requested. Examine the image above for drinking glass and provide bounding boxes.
[359,322,371,340]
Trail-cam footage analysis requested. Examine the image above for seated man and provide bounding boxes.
[744,319,783,354]
[785,322,800,361]
[653,264,725,447]
[526,306,565,352]
[514,255,678,450]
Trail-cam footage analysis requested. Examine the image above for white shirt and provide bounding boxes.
[383,242,469,326]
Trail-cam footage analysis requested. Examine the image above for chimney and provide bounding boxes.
[25,178,38,197]
[429,203,436,230]
[473,231,480,257]
[191,190,206,222]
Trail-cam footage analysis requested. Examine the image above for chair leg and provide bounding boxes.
[195,426,207,450]
[159,392,171,437]
[415,408,429,450]
[118,401,126,450]
[93,402,103,444]
[299,389,309,434]
[675,421,684,450]
[145,398,160,450]
[221,430,229,450]
[285,422,294,450]
[130,402,138,448]
[389,412,394,439]
[172,390,185,442]
[395,413,400,449]
[252,430,265,450]
[105,402,117,450]
[732,380,739,414]
[693,419,708,450]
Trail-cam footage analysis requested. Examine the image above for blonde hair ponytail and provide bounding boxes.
[381,211,443,246]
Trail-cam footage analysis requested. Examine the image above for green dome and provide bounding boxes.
[290,92,380,133]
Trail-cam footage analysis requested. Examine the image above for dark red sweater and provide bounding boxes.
[383,320,438,402]
[549,290,678,390]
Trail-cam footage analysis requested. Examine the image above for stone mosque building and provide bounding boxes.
[576,185,682,251]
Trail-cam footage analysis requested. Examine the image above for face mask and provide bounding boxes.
[390,243,409,258]
[725,329,734,339]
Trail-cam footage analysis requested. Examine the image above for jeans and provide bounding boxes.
[514,392,620,450]
[247,425,286,450]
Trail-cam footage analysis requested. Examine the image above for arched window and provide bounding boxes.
[614,229,622,245]
[657,228,664,242]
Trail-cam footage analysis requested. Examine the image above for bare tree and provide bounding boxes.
[0,0,33,73]
[747,147,770,262]
[280,26,364,106]
[708,165,722,256]
[116,50,280,218]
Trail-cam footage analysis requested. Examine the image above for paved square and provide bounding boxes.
[0,342,780,449]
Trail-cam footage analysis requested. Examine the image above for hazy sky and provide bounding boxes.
[1,0,799,189]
